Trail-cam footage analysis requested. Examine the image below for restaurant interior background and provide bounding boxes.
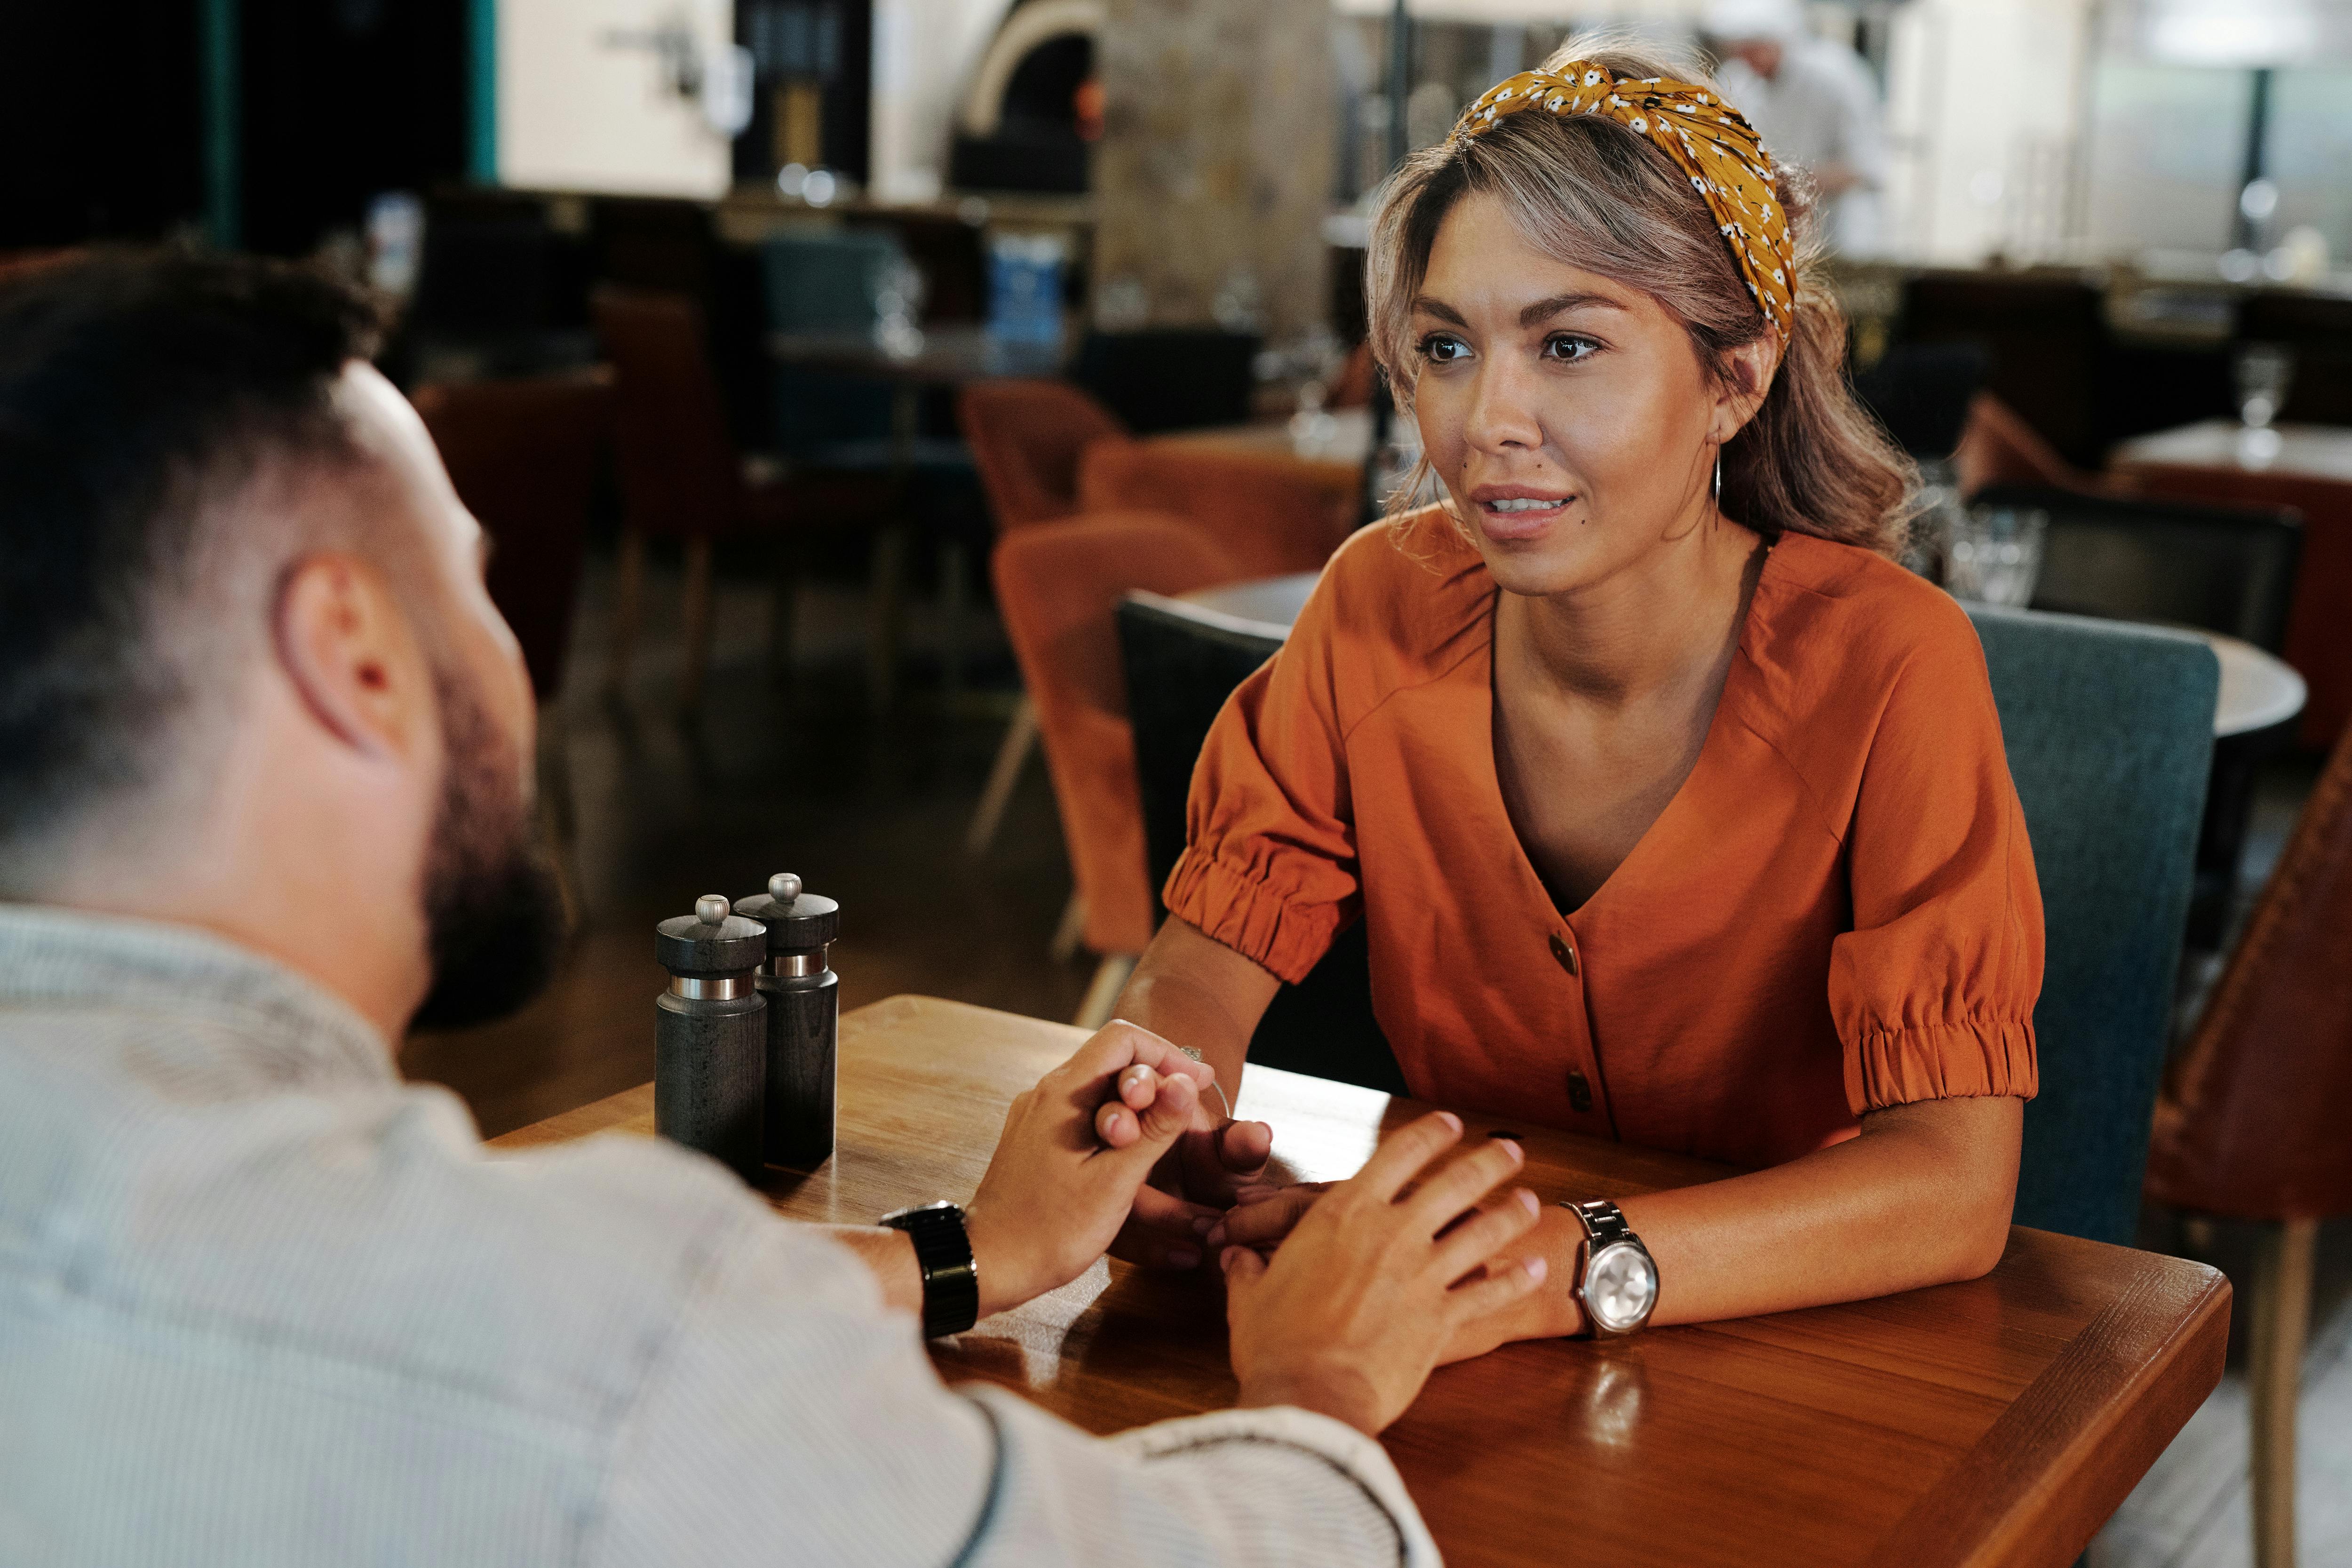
[6,0,2350,1563]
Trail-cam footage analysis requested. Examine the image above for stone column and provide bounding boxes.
[1093,0,1334,345]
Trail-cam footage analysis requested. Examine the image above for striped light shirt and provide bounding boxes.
[0,906,1438,1566]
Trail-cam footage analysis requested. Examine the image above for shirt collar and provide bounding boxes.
[0,902,396,1088]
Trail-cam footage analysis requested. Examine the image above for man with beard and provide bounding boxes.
[0,255,1549,1565]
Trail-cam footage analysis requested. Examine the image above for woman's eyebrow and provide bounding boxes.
[1519,292,1624,326]
[1410,295,1468,326]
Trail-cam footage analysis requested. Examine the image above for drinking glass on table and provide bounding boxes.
[2235,342,2294,462]
[1944,504,2046,609]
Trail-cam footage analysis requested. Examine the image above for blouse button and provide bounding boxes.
[1548,931,1580,977]
[1565,1069,1594,1114]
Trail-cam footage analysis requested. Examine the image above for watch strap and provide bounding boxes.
[1566,1197,1636,1249]
[877,1202,980,1338]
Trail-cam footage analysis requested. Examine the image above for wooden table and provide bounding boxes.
[2109,419,2352,748]
[494,995,2227,1568]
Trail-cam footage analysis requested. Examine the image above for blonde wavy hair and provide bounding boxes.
[1366,32,1915,557]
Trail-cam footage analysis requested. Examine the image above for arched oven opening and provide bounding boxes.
[950,0,1103,193]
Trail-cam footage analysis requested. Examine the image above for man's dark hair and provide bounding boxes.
[0,251,381,864]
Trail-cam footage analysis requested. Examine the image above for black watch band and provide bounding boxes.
[876,1202,980,1338]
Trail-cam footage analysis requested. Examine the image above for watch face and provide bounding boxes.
[1586,1242,1658,1332]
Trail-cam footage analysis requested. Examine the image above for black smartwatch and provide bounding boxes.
[876,1202,980,1338]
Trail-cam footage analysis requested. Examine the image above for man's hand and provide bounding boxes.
[1224,1112,1549,1437]
[962,1021,1220,1317]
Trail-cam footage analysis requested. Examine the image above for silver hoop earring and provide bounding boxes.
[1713,452,1723,507]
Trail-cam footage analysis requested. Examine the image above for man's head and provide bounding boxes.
[1702,0,1803,78]
[0,253,558,1035]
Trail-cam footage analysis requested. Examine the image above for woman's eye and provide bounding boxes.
[1544,334,1600,364]
[1419,333,1470,363]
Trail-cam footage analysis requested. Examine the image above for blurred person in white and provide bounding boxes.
[1704,0,1890,255]
[0,252,1554,1567]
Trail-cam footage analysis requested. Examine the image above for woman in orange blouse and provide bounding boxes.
[1115,36,2042,1357]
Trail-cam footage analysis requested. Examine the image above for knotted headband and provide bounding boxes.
[1454,65,1796,352]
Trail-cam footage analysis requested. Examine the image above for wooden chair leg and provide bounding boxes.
[964,696,1039,857]
[2249,1217,2317,1568]
[679,535,715,718]
[606,528,646,701]
[1073,953,1139,1030]
[1049,891,1086,964]
[867,521,909,715]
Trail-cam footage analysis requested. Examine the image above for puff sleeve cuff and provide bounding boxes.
[1828,610,2046,1117]
[1161,569,1362,984]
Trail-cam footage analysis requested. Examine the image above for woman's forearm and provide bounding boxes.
[1109,918,1281,1108]
[1448,1096,2021,1354]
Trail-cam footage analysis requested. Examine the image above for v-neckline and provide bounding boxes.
[1478,543,1777,927]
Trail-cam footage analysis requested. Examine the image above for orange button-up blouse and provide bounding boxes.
[1165,516,2043,1169]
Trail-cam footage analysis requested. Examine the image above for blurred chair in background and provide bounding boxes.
[961,378,1128,533]
[592,286,890,716]
[992,514,1242,1025]
[1071,329,1260,434]
[1078,441,1360,580]
[958,378,1131,856]
[1983,481,2304,947]
[1952,392,2100,496]
[412,366,615,919]
[759,228,983,714]
[1899,273,2106,468]
[1851,340,1988,463]
[1116,593,1404,1093]
[2145,721,2352,1568]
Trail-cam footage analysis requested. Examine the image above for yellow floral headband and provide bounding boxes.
[1454,64,1796,351]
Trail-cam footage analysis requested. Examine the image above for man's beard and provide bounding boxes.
[408,669,564,1033]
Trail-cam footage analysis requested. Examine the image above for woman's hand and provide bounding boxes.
[1224,1112,1551,1437]
[1109,1105,1275,1271]
[963,1021,1221,1317]
[1203,1179,1331,1255]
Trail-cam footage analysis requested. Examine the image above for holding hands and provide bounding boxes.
[967,1024,1547,1437]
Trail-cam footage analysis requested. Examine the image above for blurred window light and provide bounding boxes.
[2267,67,2352,264]
[2240,176,2280,221]
[2105,0,2352,67]
[802,168,839,207]
[2146,0,2321,66]
[2085,63,2254,256]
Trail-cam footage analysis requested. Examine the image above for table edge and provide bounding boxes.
[1874,1255,2231,1568]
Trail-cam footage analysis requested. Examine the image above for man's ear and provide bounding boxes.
[1710,336,1780,446]
[274,553,432,760]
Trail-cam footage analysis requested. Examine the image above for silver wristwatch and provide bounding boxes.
[1562,1199,1659,1337]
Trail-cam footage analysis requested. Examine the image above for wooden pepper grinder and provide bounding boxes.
[653,893,768,1182]
[735,871,840,1170]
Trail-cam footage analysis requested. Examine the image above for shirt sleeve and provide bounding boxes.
[593,1210,1436,1568]
[1828,615,2043,1115]
[1161,569,1362,984]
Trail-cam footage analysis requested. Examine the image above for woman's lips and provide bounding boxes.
[1473,495,1573,541]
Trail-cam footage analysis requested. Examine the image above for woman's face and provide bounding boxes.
[1409,189,1735,599]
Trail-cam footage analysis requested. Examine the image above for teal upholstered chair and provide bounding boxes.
[1966,605,2217,1244]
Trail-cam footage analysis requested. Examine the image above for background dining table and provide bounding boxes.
[1176,572,2307,740]
[493,994,2228,1568]
[2108,419,2352,749]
